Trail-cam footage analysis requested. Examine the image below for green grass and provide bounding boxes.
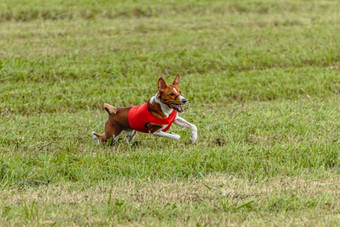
[0,0,339,225]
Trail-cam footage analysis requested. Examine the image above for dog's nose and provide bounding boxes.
[182,98,187,104]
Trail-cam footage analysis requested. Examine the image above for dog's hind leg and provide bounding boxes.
[103,121,122,145]
[110,131,122,145]
[123,130,137,143]
[92,120,122,145]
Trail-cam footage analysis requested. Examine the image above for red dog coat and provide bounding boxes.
[128,102,177,133]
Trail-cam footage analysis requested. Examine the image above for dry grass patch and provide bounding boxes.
[1,174,339,225]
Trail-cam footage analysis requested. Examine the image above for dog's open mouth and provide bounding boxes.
[171,103,184,113]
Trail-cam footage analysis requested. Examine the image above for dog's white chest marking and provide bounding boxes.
[151,93,173,117]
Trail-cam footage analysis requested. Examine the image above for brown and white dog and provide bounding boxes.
[92,74,197,144]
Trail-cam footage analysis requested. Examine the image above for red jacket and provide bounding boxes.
[128,102,177,133]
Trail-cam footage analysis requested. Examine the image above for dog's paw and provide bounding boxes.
[170,132,181,141]
[91,131,100,144]
[91,131,97,139]
[189,125,198,144]
[173,135,181,140]
[190,136,197,144]
[190,131,197,144]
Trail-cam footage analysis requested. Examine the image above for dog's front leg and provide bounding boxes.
[146,123,181,141]
[173,116,197,144]
[153,130,181,141]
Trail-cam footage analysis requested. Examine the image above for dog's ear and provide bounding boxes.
[173,73,180,85]
[158,78,167,91]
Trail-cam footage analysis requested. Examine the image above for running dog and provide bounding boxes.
[92,74,197,144]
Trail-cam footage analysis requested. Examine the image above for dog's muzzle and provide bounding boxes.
[171,103,184,112]
[170,95,187,112]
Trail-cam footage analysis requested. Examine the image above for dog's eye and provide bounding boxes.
[170,93,175,96]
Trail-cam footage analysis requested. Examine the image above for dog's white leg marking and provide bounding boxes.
[123,130,137,142]
[112,132,121,144]
[91,131,100,145]
[104,132,120,145]
[152,130,181,141]
[173,117,197,144]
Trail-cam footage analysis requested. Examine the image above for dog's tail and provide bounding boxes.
[104,103,117,116]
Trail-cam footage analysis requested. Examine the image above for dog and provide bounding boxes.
[92,73,197,144]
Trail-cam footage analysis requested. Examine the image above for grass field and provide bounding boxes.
[0,0,339,225]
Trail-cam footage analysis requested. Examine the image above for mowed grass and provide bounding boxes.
[0,0,340,225]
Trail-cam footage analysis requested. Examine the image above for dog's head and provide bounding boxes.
[157,73,187,113]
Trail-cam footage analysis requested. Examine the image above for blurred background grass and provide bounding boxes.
[0,0,339,225]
